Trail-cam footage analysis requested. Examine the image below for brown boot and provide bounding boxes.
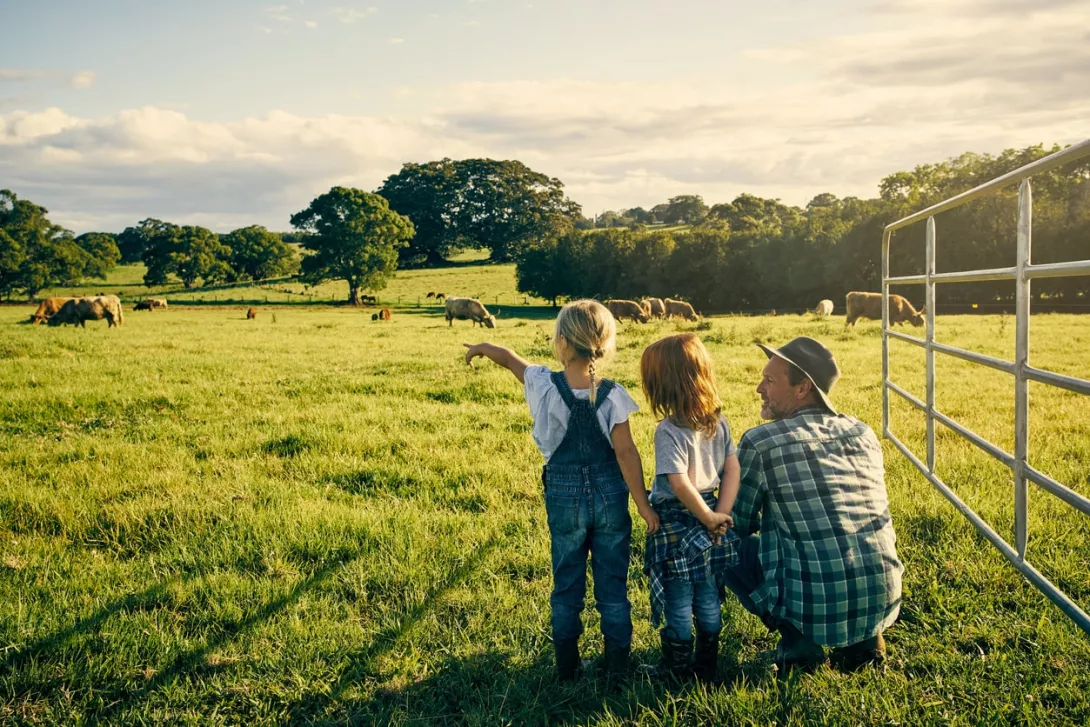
[774,623,826,673]
[831,632,886,672]
[693,630,720,682]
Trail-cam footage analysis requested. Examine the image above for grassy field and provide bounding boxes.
[36,250,554,309]
[2,268,1089,724]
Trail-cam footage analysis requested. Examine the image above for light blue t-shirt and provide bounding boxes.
[650,414,736,505]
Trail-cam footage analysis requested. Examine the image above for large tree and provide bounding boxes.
[378,158,580,264]
[74,232,121,280]
[0,189,97,299]
[142,223,233,288]
[290,187,414,305]
[223,225,299,281]
[663,195,709,225]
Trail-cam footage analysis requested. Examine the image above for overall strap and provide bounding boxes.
[550,371,580,409]
[593,379,616,411]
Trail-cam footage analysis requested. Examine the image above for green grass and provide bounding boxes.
[1,290,1089,724]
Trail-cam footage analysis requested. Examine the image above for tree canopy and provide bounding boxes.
[142,223,233,289]
[378,158,580,265]
[222,225,299,281]
[290,187,414,305]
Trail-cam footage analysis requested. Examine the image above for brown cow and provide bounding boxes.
[664,298,699,321]
[845,291,924,327]
[606,299,649,323]
[30,297,74,325]
[371,308,391,321]
[445,297,495,328]
[48,296,124,328]
[246,307,257,320]
[434,292,446,301]
[644,297,666,319]
[426,291,436,299]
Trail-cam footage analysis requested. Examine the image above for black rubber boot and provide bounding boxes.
[603,640,631,683]
[641,631,693,681]
[554,638,581,682]
[693,630,720,682]
[774,622,826,673]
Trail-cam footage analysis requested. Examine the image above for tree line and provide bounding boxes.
[3,143,1086,308]
[515,144,1090,311]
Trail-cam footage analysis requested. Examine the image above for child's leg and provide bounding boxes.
[587,488,632,648]
[692,577,722,635]
[547,491,591,644]
[662,578,695,642]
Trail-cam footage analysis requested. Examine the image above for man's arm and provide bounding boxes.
[731,437,765,536]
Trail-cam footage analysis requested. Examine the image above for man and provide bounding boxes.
[724,336,903,671]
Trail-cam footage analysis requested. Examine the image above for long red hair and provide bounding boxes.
[640,333,721,436]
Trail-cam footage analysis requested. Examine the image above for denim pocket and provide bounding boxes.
[600,488,632,532]
[545,491,582,534]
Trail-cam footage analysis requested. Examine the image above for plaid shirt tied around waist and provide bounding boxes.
[733,406,904,647]
[643,493,740,628]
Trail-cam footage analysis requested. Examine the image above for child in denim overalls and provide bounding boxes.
[640,333,740,682]
[464,299,659,681]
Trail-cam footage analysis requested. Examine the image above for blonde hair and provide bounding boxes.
[641,333,721,437]
[553,299,616,405]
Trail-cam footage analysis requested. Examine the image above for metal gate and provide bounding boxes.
[881,139,1090,634]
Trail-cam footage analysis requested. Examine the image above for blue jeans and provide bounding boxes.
[662,570,722,641]
[545,474,633,647]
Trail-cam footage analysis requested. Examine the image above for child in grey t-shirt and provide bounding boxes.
[640,333,740,682]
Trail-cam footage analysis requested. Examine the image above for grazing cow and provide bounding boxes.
[664,298,699,321]
[434,292,446,301]
[134,298,168,311]
[134,300,153,311]
[48,296,124,328]
[845,291,924,327]
[246,307,257,320]
[30,297,74,325]
[445,297,496,328]
[371,308,391,321]
[360,294,377,305]
[644,297,666,319]
[813,299,834,317]
[606,299,649,323]
[426,291,435,299]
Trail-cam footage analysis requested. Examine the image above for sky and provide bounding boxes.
[1,0,1088,233]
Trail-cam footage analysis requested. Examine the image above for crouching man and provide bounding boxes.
[724,336,903,672]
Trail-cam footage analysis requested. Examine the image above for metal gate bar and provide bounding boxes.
[880,138,1090,635]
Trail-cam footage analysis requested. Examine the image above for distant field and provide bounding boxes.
[37,250,552,309]
[3,277,1089,723]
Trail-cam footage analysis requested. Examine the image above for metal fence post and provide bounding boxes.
[926,216,936,473]
[881,228,891,437]
[1014,179,1032,560]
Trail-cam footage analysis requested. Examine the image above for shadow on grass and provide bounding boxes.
[288,537,502,724]
[298,602,790,725]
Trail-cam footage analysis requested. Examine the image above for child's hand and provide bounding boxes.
[463,342,488,366]
[639,506,660,535]
[700,510,731,536]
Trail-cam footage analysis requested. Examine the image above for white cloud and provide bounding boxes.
[305,20,318,28]
[461,20,480,26]
[0,69,48,82]
[2,2,1087,232]
[70,71,96,89]
[388,37,404,44]
[331,6,378,24]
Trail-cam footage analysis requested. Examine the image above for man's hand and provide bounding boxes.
[463,342,490,366]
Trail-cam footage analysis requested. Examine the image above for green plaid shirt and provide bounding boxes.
[733,406,903,647]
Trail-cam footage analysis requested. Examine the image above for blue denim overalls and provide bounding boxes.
[542,371,633,648]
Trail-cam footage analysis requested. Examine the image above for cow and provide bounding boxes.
[151,298,167,309]
[664,298,699,321]
[644,297,666,319]
[134,298,168,311]
[371,308,391,321]
[360,294,377,305]
[445,297,495,328]
[434,292,446,301]
[29,297,74,325]
[813,299,834,317]
[134,300,153,311]
[246,307,257,320]
[845,291,924,327]
[426,291,436,299]
[606,299,649,323]
[48,296,124,328]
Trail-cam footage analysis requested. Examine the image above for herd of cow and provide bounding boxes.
[25,289,925,330]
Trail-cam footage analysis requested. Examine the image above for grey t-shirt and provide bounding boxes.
[650,415,736,506]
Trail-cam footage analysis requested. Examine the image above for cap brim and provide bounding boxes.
[757,343,837,415]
